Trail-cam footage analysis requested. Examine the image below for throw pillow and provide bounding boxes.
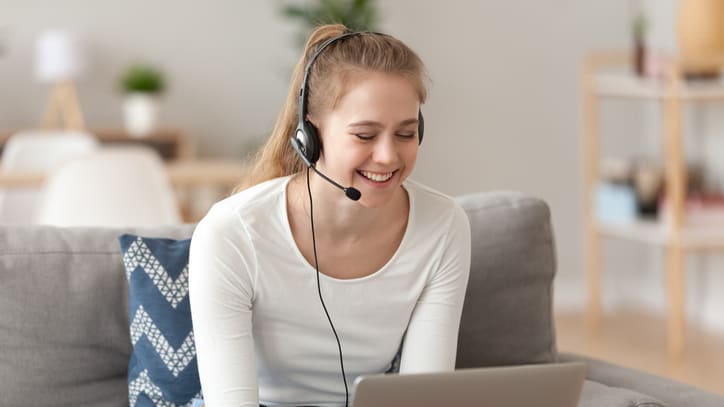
[119,234,202,407]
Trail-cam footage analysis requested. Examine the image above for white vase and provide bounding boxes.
[123,93,159,137]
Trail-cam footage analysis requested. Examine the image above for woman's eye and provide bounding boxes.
[397,133,416,139]
[354,133,375,140]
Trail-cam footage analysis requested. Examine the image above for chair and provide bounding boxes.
[0,129,99,224]
[35,146,182,227]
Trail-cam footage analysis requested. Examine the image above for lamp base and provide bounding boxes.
[41,80,85,130]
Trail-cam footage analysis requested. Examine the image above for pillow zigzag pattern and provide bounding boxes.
[119,234,201,407]
[130,305,196,377]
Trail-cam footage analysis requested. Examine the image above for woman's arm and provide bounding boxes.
[189,206,259,406]
[399,204,471,373]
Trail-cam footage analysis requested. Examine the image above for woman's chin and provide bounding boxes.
[354,181,405,208]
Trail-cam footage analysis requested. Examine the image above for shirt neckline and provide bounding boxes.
[280,175,415,283]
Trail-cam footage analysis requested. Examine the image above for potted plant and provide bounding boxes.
[281,0,380,47]
[119,63,165,137]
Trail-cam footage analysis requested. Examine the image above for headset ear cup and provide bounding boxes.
[417,110,424,145]
[302,120,321,164]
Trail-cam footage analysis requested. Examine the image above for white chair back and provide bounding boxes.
[35,146,182,227]
[0,130,99,224]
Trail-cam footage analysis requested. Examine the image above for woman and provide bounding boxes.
[189,24,471,407]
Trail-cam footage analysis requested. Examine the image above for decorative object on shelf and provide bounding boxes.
[597,158,637,224]
[35,29,87,130]
[596,183,637,224]
[119,63,166,137]
[280,0,379,47]
[632,159,663,218]
[660,193,724,227]
[678,0,724,79]
[600,157,633,185]
[631,5,648,77]
[685,162,705,195]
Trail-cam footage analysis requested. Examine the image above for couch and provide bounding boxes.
[1,191,722,407]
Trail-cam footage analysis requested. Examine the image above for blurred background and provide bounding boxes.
[2,0,723,395]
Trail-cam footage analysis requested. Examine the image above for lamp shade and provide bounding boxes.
[35,29,85,82]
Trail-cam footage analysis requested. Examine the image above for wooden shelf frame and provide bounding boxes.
[581,51,724,359]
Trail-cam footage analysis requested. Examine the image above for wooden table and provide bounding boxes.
[166,160,249,188]
[0,159,248,188]
[168,160,250,221]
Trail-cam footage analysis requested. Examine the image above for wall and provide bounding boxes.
[0,0,297,156]
[2,1,723,331]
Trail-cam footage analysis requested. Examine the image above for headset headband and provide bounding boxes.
[298,31,383,124]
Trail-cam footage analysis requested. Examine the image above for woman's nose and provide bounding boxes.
[372,136,397,164]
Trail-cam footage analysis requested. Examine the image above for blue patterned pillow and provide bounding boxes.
[119,234,202,407]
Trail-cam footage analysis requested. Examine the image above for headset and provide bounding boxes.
[292,31,424,168]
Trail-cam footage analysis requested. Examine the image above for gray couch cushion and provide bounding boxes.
[561,353,724,407]
[454,192,557,367]
[0,225,195,407]
[579,380,668,407]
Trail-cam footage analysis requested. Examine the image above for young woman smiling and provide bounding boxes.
[189,24,471,407]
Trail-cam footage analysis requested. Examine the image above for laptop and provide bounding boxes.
[351,362,587,407]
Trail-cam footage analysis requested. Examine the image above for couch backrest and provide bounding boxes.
[0,191,558,406]
[454,192,558,367]
[0,225,195,407]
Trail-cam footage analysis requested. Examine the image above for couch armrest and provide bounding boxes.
[560,353,724,407]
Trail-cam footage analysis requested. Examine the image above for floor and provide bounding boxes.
[554,311,724,396]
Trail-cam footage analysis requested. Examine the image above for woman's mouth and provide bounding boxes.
[357,170,396,183]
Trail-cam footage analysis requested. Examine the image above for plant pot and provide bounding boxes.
[678,0,724,79]
[123,92,159,137]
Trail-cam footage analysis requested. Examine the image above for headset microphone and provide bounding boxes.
[290,137,361,201]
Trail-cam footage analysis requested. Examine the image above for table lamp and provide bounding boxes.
[35,29,87,130]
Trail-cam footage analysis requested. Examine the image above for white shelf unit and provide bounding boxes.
[582,51,724,359]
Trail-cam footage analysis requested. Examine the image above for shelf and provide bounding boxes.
[596,219,724,250]
[595,72,724,100]
[0,127,195,162]
[582,50,724,358]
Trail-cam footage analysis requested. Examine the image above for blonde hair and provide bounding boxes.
[237,24,428,191]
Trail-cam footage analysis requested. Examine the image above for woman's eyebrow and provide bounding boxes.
[398,118,419,127]
[347,118,419,128]
[347,120,383,128]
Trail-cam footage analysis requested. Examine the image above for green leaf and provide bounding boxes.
[119,64,165,94]
[279,0,380,48]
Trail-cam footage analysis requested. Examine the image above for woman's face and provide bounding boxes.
[314,72,421,208]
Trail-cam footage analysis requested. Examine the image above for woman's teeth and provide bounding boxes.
[360,170,394,182]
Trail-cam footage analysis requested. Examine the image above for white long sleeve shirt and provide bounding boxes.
[189,176,471,407]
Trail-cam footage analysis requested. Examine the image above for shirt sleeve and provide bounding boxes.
[399,203,471,373]
[189,205,259,406]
